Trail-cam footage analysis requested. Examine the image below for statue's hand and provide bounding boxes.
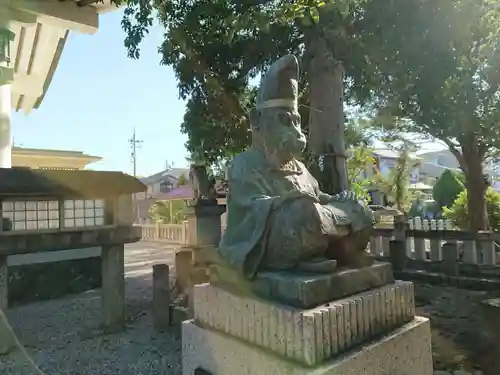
[272,190,319,208]
[332,190,358,202]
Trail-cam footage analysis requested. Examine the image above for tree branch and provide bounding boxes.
[444,139,467,172]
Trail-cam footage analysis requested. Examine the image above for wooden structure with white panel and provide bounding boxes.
[0,0,119,168]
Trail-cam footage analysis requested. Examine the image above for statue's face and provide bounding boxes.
[253,108,306,163]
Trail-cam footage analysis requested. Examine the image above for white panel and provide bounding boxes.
[8,23,22,67]
[15,24,39,75]
[29,24,65,77]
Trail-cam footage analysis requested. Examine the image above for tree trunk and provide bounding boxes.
[306,31,348,195]
[461,138,488,231]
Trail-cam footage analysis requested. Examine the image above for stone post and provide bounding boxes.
[185,202,226,247]
[101,244,125,333]
[389,240,407,271]
[413,217,426,260]
[0,255,7,311]
[477,238,496,265]
[442,242,459,277]
[429,220,441,261]
[462,240,477,264]
[176,201,225,318]
[153,264,171,330]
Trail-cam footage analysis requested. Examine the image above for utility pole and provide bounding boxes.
[129,129,143,224]
[129,128,143,177]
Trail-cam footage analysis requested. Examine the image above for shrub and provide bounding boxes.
[149,200,187,224]
[432,170,465,211]
[443,188,500,230]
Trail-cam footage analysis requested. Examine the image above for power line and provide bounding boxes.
[129,128,143,177]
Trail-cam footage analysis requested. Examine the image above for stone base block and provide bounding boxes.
[8,256,101,305]
[182,316,433,375]
[254,261,394,308]
[193,281,415,366]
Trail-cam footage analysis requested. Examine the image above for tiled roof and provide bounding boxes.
[153,180,228,201]
[0,168,145,198]
[140,167,189,185]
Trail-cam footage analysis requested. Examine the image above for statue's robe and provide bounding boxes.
[218,148,374,279]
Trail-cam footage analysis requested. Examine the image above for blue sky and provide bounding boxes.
[12,10,188,176]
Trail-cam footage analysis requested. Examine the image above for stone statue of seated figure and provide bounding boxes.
[217,54,375,283]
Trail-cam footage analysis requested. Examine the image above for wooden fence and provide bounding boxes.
[136,222,188,244]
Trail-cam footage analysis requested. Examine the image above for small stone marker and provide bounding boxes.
[442,242,459,277]
[389,240,407,270]
[101,244,125,333]
[153,263,171,330]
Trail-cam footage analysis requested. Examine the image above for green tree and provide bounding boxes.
[432,170,465,211]
[149,200,187,224]
[443,188,500,231]
[347,146,375,201]
[109,0,377,194]
[177,174,187,186]
[357,0,500,231]
[374,145,418,213]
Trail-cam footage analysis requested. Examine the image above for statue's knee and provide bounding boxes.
[275,197,321,228]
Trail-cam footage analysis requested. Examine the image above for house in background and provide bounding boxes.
[417,149,460,186]
[134,167,228,224]
[368,148,463,186]
[134,167,190,223]
[418,148,500,191]
[136,168,190,200]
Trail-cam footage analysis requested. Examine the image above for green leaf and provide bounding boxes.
[309,7,320,23]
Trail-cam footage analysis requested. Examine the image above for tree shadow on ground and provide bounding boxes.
[415,283,500,375]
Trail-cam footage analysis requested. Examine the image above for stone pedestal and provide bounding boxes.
[185,203,226,247]
[174,203,226,318]
[182,265,433,375]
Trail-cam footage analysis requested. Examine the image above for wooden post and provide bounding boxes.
[101,244,125,333]
[389,240,407,271]
[153,264,171,330]
[442,242,459,277]
[169,200,173,223]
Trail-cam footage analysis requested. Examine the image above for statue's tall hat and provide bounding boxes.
[255,54,299,111]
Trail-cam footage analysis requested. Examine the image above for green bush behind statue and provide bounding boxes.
[443,188,500,231]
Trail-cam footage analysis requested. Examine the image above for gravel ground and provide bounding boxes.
[415,283,500,375]
[0,242,182,375]
[2,242,500,375]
